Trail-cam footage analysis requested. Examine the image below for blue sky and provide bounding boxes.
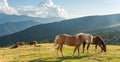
[7,0,120,18]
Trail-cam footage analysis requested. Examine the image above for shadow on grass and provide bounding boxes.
[35,45,41,47]
[28,55,90,62]
[28,52,103,62]
[117,49,120,51]
[91,52,102,56]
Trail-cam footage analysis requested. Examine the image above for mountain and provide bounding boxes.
[0,14,120,46]
[0,13,64,24]
[0,20,41,36]
[0,13,64,36]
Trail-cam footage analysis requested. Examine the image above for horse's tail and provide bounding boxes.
[50,35,59,51]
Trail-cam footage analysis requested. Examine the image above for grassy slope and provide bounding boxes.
[0,43,120,62]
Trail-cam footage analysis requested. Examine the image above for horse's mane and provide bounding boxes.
[95,35,104,42]
[76,32,85,35]
[76,33,92,36]
[62,34,73,37]
[95,35,106,46]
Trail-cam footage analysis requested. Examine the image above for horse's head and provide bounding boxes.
[101,40,107,52]
[94,36,107,52]
[103,45,107,52]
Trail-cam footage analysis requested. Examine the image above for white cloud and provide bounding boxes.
[17,0,68,18]
[0,0,68,18]
[0,0,18,15]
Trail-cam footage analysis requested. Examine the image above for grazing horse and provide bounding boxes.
[29,41,37,46]
[51,33,93,57]
[10,45,19,49]
[83,35,106,53]
[16,42,25,47]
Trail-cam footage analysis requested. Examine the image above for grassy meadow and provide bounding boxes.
[0,43,120,62]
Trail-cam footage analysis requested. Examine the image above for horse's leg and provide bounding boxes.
[98,44,103,52]
[34,43,36,47]
[72,46,78,57]
[95,44,97,53]
[78,45,81,57]
[60,44,64,57]
[56,44,60,56]
[87,43,90,54]
[83,42,86,53]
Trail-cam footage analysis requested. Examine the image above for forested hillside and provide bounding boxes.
[1,14,120,46]
[97,31,120,45]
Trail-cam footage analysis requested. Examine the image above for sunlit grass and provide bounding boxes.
[0,43,120,62]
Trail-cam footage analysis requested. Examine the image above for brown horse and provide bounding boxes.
[29,41,37,46]
[51,33,93,57]
[16,42,25,47]
[82,35,106,53]
[10,45,19,49]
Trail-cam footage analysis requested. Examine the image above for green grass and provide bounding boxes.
[0,43,120,62]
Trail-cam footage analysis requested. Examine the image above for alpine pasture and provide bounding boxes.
[0,43,120,62]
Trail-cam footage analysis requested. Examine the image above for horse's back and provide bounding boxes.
[76,33,93,43]
[64,36,77,46]
[55,34,77,46]
[63,34,82,46]
[55,34,67,44]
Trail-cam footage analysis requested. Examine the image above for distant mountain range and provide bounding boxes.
[0,13,64,36]
[0,14,120,46]
[0,13,64,24]
[0,20,41,36]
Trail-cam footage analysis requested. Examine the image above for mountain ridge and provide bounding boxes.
[0,13,64,36]
[1,14,120,46]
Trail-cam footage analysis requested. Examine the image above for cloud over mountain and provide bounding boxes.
[0,0,68,18]
[0,0,18,14]
[17,0,68,18]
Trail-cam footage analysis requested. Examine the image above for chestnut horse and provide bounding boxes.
[82,35,106,53]
[51,33,93,57]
